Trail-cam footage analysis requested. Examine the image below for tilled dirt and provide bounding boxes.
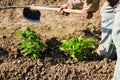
[0,0,116,80]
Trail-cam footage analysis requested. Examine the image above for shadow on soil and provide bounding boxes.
[43,37,69,65]
[0,47,8,58]
[82,27,101,40]
[0,47,8,64]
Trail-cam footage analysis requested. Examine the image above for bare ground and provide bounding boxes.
[0,0,116,80]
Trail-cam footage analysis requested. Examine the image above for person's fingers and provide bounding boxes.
[58,5,65,13]
[58,3,71,16]
[60,10,64,14]
[84,13,88,18]
[81,9,89,18]
[58,3,69,14]
[58,7,63,13]
[58,4,64,12]
[81,13,86,18]
[82,12,93,19]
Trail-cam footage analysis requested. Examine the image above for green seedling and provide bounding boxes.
[17,27,44,59]
[59,37,96,61]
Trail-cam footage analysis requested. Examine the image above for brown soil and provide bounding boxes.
[0,0,116,80]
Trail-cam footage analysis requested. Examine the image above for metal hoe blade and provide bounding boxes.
[23,7,41,23]
[22,5,60,23]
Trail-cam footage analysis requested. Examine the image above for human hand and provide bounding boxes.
[58,3,70,15]
[81,9,89,18]
[81,9,93,19]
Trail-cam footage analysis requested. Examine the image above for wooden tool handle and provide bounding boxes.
[31,6,82,14]
[31,6,93,19]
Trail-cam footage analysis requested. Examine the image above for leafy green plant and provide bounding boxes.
[59,37,96,61]
[17,27,44,59]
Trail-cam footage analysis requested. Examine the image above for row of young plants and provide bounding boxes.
[17,27,96,61]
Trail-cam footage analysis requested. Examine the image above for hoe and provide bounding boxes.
[0,4,93,23]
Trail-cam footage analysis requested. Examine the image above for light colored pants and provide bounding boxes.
[100,1,120,80]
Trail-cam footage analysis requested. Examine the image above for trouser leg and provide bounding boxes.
[98,2,116,59]
[112,4,120,80]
